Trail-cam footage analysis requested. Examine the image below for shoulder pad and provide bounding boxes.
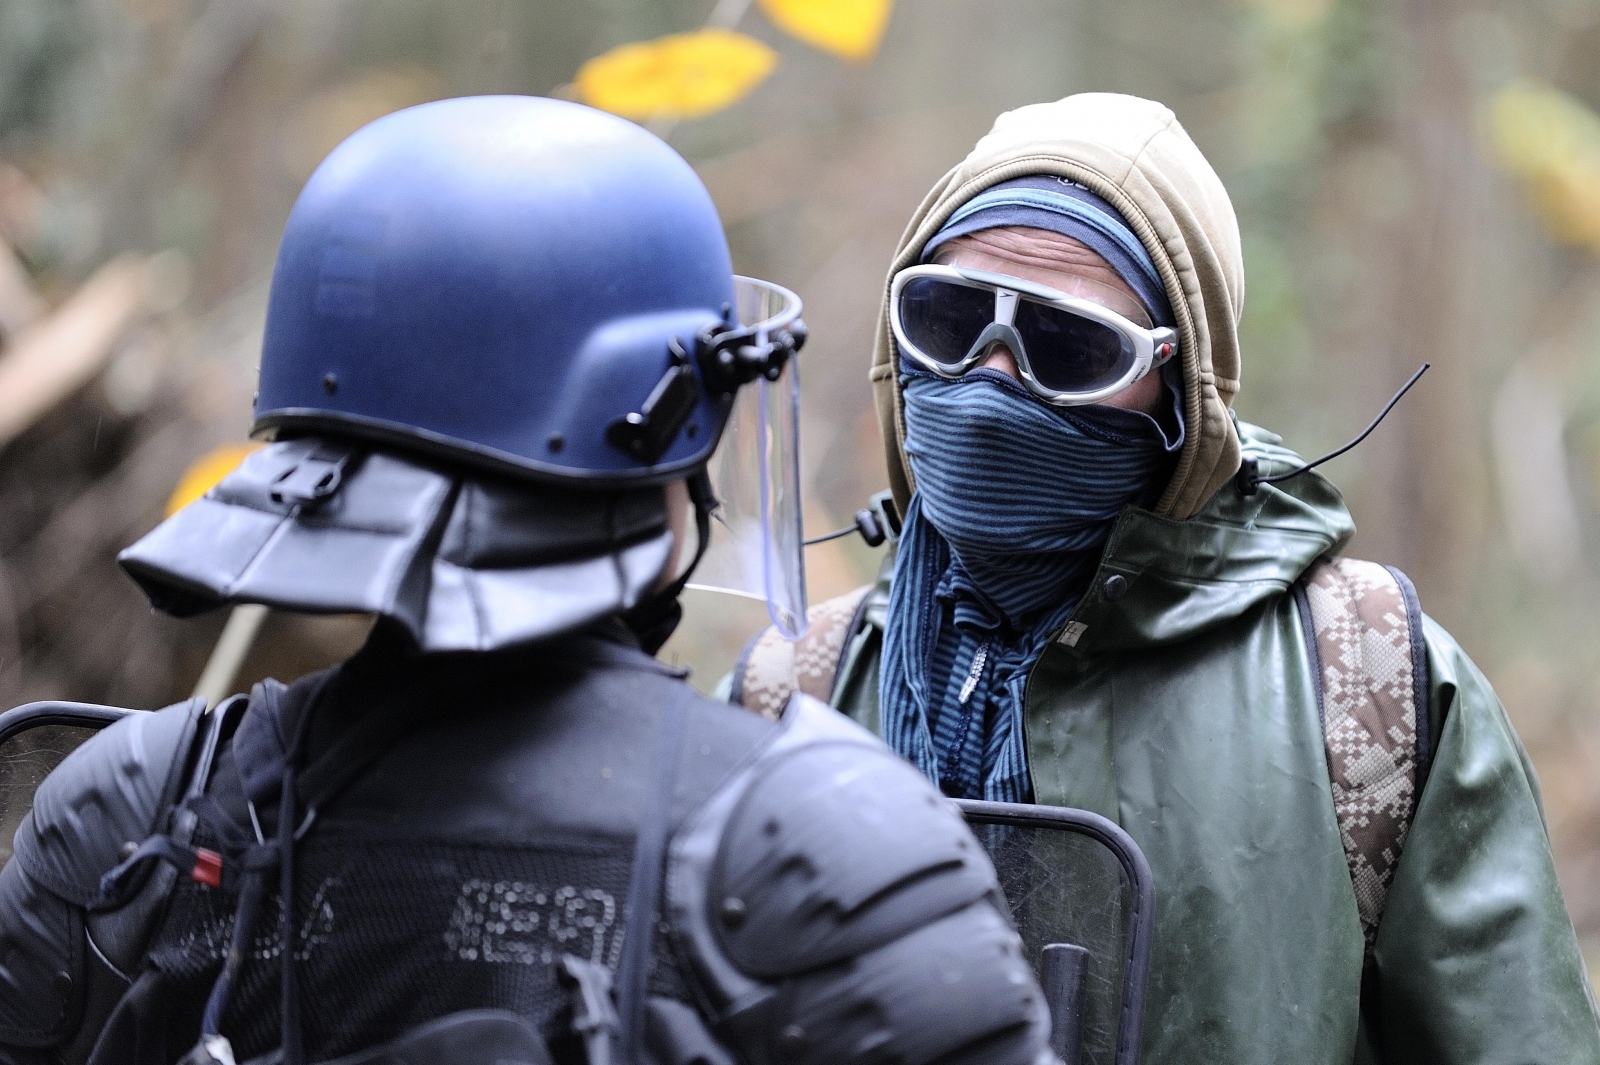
[0,849,83,1046]
[669,694,999,1005]
[713,729,995,976]
[13,698,205,908]
[765,901,1048,1065]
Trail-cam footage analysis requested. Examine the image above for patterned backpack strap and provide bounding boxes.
[729,585,873,721]
[1294,557,1432,953]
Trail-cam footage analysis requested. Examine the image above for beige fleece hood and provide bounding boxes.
[871,93,1244,519]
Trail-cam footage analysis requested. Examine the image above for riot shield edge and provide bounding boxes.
[0,703,137,748]
[954,799,1155,1065]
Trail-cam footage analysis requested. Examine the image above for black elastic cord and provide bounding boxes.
[668,471,716,601]
[1249,363,1429,490]
[277,676,326,1065]
[803,524,856,546]
[279,762,302,1065]
[201,860,267,1036]
[269,666,439,1064]
[803,508,887,549]
[615,688,693,1061]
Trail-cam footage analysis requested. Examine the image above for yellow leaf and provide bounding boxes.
[166,443,262,517]
[758,0,893,61]
[575,29,778,122]
[1486,80,1600,254]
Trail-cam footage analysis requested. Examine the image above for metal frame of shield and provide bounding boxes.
[0,701,139,866]
[955,798,1154,1065]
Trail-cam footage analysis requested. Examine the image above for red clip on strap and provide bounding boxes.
[192,848,224,888]
[97,834,228,909]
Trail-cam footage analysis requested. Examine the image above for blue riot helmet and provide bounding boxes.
[120,96,809,649]
[257,94,794,485]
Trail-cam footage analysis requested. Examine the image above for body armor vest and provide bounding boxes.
[2,623,1050,1065]
[100,626,762,1064]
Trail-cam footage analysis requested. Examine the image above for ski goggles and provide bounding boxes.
[889,265,1179,406]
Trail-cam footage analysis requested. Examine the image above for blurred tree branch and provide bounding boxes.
[0,254,150,449]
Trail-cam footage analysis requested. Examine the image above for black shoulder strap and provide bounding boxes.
[1386,565,1433,789]
[555,681,694,1065]
[613,686,692,1063]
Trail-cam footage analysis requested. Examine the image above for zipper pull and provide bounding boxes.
[957,645,989,705]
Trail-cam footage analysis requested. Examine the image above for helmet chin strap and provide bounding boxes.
[623,470,716,655]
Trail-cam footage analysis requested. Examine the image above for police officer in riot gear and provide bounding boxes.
[0,97,1054,1065]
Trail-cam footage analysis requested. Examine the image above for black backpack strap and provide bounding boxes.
[1386,565,1433,788]
[612,686,692,1064]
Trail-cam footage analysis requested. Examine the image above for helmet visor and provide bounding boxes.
[689,277,809,640]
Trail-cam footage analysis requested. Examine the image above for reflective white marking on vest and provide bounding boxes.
[444,880,618,967]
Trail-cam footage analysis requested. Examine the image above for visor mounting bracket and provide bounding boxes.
[606,356,701,463]
[695,318,807,396]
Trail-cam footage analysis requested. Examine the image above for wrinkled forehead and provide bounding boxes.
[919,175,1171,327]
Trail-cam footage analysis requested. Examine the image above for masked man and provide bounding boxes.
[729,93,1600,1064]
[0,97,1055,1065]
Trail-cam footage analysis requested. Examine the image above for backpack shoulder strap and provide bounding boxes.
[1294,557,1432,952]
[729,585,873,721]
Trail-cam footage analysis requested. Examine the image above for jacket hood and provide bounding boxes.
[871,92,1245,519]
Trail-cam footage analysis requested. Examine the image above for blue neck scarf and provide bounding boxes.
[880,366,1181,801]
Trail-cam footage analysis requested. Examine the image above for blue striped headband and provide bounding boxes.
[921,176,1173,326]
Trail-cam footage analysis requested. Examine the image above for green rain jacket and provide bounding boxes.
[829,94,1600,1063]
[827,429,1599,1064]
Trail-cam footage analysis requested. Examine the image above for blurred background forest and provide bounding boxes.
[3,0,1599,973]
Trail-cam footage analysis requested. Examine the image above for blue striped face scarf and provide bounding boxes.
[879,365,1181,801]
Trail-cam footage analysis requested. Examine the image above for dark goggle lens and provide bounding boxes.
[897,277,996,368]
[1013,298,1133,394]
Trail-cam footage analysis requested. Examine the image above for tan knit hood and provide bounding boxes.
[871,93,1244,519]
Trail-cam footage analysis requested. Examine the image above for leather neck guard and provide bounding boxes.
[118,438,674,652]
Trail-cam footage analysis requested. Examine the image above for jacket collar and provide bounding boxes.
[1041,420,1355,655]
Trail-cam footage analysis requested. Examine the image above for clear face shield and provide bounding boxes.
[686,277,809,640]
